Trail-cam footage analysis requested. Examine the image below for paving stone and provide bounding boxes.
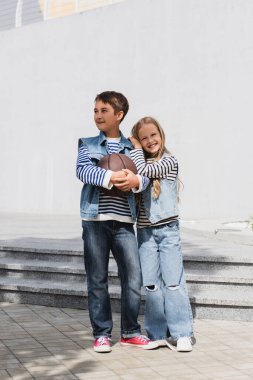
[155,365,200,376]
[0,303,252,379]
[34,377,78,380]
[20,358,63,367]
[240,369,253,377]
[103,359,128,370]
[197,366,243,377]
[0,370,12,379]
[0,363,25,370]
[0,359,20,365]
[11,349,51,357]
[163,376,213,380]
[208,377,253,380]
[76,374,121,380]
[23,365,74,376]
[119,374,164,380]
[6,368,34,379]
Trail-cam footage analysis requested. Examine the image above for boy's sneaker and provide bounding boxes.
[120,335,158,350]
[94,337,112,353]
[166,337,193,352]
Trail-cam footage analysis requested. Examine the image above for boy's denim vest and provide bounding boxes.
[78,131,137,222]
[142,179,179,224]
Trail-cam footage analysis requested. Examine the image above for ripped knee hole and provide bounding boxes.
[167,284,180,290]
[145,285,158,291]
[145,284,180,291]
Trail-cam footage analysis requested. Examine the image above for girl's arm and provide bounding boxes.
[130,149,178,179]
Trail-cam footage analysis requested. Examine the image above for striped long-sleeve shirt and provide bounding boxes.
[130,149,179,228]
[77,139,146,223]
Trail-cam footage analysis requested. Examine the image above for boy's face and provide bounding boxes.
[94,100,123,137]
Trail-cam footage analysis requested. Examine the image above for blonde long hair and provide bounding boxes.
[131,116,182,200]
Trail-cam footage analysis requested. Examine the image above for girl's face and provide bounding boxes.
[138,123,162,156]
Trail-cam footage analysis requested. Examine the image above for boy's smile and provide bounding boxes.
[138,123,162,156]
[94,100,123,137]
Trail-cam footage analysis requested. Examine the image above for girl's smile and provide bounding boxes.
[138,123,162,156]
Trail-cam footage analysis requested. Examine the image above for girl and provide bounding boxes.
[129,116,194,352]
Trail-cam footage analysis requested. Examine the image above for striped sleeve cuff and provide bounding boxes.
[102,170,113,189]
[132,174,150,193]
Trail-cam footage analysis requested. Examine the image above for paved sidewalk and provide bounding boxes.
[0,302,253,380]
[0,213,253,379]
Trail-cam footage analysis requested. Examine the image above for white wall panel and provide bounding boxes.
[0,0,252,219]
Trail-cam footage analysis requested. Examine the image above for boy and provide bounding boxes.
[76,91,158,353]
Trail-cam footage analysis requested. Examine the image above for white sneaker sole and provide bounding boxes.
[155,340,168,347]
[94,346,112,353]
[166,340,193,352]
[177,345,192,352]
[120,342,158,350]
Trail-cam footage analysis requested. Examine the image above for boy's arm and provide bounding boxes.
[76,143,115,189]
[130,149,178,179]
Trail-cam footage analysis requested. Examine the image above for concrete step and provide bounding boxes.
[0,259,119,284]
[0,257,252,284]
[188,286,253,321]
[0,276,252,321]
[1,276,251,305]
[0,278,125,312]
[0,254,252,288]
[184,261,253,278]
[2,239,253,264]
[0,247,83,264]
[0,237,253,321]
[0,254,119,283]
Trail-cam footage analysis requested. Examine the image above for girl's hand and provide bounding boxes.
[129,136,142,149]
[114,169,139,191]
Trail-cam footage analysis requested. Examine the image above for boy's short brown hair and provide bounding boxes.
[95,91,129,122]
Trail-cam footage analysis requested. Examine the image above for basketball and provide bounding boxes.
[97,153,137,196]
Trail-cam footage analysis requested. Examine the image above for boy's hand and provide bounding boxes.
[110,170,127,185]
[129,136,142,149]
[114,169,139,191]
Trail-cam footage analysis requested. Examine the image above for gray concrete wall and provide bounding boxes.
[1,0,253,219]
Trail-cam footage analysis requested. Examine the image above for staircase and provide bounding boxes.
[182,232,253,321]
[0,232,252,321]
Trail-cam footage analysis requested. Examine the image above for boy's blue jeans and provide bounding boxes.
[137,220,193,341]
[82,220,142,339]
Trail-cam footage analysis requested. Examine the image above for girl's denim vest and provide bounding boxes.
[78,131,137,222]
[142,179,179,224]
